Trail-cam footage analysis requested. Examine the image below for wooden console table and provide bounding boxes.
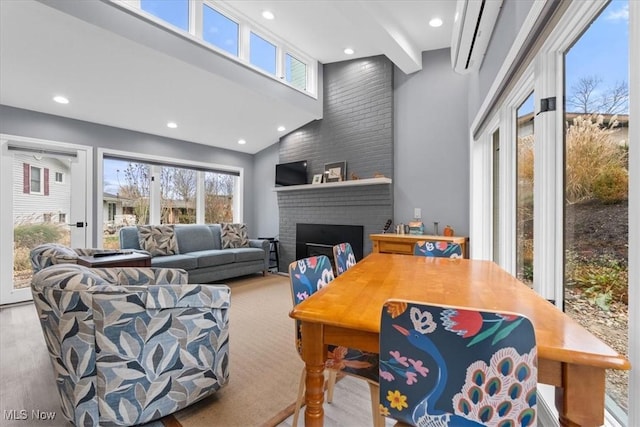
[77,252,151,268]
[370,233,469,258]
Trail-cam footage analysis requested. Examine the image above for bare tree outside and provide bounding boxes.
[205,172,234,223]
[161,167,196,224]
[566,75,629,114]
[119,162,150,225]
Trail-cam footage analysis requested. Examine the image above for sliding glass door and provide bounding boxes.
[472,0,635,422]
[563,0,629,414]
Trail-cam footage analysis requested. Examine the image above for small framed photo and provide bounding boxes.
[312,174,323,184]
[324,161,346,183]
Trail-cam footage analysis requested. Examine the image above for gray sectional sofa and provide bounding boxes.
[119,224,269,283]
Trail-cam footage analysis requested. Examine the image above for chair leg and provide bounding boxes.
[292,367,306,427]
[368,382,385,427]
[326,369,337,403]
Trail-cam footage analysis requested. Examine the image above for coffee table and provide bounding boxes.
[77,251,151,268]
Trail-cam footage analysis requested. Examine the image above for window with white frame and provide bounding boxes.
[250,32,277,75]
[55,171,64,183]
[140,0,189,31]
[471,0,636,423]
[101,154,240,249]
[202,4,238,56]
[285,53,307,91]
[112,0,317,96]
[30,165,43,194]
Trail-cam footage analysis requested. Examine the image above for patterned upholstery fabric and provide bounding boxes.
[288,255,378,380]
[288,255,381,426]
[137,225,179,256]
[31,263,230,426]
[30,243,145,273]
[332,242,357,276]
[30,243,78,272]
[30,243,149,273]
[413,240,463,258]
[220,223,249,249]
[379,300,537,426]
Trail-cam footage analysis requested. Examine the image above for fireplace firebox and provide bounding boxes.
[296,224,364,264]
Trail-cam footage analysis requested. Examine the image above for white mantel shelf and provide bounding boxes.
[274,177,392,192]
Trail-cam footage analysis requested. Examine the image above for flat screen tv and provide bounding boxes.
[275,160,308,186]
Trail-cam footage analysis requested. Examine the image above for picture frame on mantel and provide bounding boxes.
[312,174,323,184]
[324,161,346,183]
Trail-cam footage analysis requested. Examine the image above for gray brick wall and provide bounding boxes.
[277,56,394,271]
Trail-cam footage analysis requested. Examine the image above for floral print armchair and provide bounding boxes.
[30,243,149,273]
[31,263,230,426]
[379,300,537,426]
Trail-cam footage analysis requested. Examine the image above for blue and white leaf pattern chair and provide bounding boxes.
[31,263,230,426]
[288,255,382,427]
[413,240,462,258]
[379,300,537,426]
[333,242,357,276]
[30,243,149,273]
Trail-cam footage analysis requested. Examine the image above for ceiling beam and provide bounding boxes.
[334,1,423,74]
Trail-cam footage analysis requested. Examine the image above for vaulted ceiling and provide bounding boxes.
[0,0,457,154]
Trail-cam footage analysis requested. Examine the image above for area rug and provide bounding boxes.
[165,273,303,427]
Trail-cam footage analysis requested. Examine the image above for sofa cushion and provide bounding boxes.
[221,223,249,249]
[138,225,179,256]
[208,225,223,250]
[227,247,265,263]
[119,226,142,250]
[151,254,198,270]
[175,225,217,253]
[189,250,236,268]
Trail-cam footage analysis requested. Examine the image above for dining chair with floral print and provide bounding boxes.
[288,255,383,427]
[332,242,357,276]
[379,299,537,426]
[413,240,462,258]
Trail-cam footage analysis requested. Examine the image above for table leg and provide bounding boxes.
[556,363,606,427]
[301,322,325,427]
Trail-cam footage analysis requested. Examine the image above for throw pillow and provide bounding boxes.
[137,225,179,256]
[221,223,249,249]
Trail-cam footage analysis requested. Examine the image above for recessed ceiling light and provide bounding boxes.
[277,126,286,132]
[238,139,247,145]
[167,122,178,129]
[262,10,275,20]
[344,48,355,55]
[53,95,69,104]
[429,18,443,27]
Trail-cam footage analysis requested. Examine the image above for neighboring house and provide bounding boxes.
[102,191,136,232]
[13,152,70,226]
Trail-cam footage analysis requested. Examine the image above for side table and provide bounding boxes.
[369,233,469,258]
[259,237,280,272]
[77,251,151,268]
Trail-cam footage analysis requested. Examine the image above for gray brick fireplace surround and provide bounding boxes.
[277,55,394,272]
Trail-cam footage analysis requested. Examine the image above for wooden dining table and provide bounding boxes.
[289,253,631,427]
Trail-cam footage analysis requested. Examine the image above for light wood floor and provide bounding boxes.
[276,376,395,427]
